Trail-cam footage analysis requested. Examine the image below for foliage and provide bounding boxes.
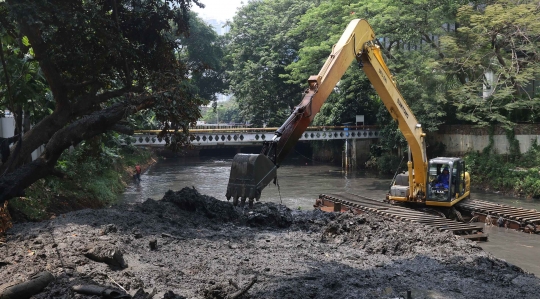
[11,140,151,221]
[224,0,314,126]
[465,138,540,198]
[365,153,405,175]
[178,12,227,103]
[0,0,214,203]
[441,1,540,128]
[201,99,243,124]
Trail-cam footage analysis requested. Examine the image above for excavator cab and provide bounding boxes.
[427,158,468,202]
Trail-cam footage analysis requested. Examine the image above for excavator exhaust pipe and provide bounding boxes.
[226,153,277,207]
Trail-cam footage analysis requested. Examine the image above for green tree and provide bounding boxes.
[441,1,540,127]
[179,12,227,103]
[224,0,313,127]
[0,0,205,204]
[128,12,227,130]
[201,99,243,124]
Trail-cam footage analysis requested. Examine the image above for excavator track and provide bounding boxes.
[318,193,487,241]
[456,199,540,232]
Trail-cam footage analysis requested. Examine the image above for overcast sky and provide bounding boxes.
[193,0,245,22]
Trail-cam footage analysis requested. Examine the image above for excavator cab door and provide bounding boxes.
[427,157,466,202]
[454,160,466,198]
[427,159,452,202]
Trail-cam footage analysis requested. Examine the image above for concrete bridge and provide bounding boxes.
[126,126,379,147]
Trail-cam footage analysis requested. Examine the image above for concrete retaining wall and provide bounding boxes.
[352,139,373,167]
[433,125,540,155]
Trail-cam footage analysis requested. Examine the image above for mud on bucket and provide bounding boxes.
[226,153,277,207]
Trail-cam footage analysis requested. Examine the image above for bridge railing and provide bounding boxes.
[125,126,379,147]
[134,125,378,134]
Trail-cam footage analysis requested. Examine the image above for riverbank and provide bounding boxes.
[5,146,156,224]
[1,187,537,298]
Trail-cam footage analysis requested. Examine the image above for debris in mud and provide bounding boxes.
[84,244,127,269]
[72,284,129,298]
[162,290,187,299]
[244,203,292,228]
[0,271,54,299]
[202,276,257,299]
[149,239,158,250]
[100,224,118,235]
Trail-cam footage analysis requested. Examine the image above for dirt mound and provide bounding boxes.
[242,202,293,228]
[161,187,293,228]
[321,213,477,257]
[162,187,238,222]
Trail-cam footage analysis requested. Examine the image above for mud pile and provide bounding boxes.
[0,187,538,298]
[320,213,478,257]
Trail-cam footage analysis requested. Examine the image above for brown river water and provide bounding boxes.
[120,156,540,276]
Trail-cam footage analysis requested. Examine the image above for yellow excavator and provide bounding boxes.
[226,19,470,208]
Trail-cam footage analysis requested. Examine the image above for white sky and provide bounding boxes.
[192,0,245,22]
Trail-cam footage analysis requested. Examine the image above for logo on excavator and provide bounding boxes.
[397,98,409,118]
[378,68,387,84]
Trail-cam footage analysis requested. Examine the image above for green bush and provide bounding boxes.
[15,135,152,220]
[464,139,540,198]
[376,154,405,175]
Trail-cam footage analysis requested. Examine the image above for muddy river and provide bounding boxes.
[120,156,540,276]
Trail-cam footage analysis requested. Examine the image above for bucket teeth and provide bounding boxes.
[240,197,246,207]
[233,197,239,206]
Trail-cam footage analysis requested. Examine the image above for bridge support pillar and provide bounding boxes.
[352,139,373,168]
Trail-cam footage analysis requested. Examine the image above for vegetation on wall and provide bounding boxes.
[465,139,540,198]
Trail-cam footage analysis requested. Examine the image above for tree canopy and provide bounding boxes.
[0,0,226,203]
[225,0,540,154]
[441,0,540,127]
[224,0,314,127]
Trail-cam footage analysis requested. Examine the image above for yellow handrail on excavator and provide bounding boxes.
[225,19,468,207]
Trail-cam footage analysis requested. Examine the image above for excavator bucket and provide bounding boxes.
[226,153,277,207]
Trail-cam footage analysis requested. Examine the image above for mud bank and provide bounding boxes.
[0,187,538,298]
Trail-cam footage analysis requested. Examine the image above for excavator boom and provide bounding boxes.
[226,19,428,206]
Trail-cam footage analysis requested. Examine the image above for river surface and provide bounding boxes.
[120,156,540,276]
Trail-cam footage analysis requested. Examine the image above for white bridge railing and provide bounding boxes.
[125,127,379,147]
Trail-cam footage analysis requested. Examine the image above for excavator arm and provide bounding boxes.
[226,19,428,206]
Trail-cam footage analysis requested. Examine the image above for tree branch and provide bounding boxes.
[0,39,14,111]
[72,86,144,117]
[18,22,68,108]
[422,33,444,59]
[0,95,155,204]
[109,124,134,135]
